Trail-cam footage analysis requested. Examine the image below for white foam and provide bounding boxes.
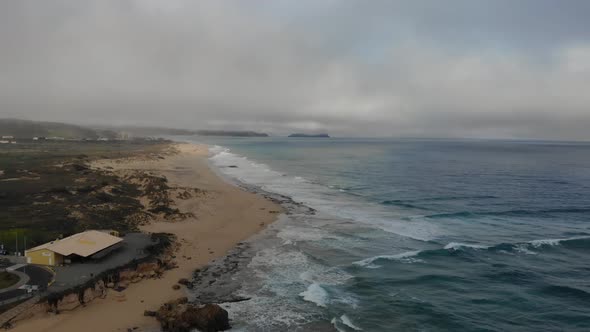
[513,244,537,255]
[248,248,311,282]
[207,145,441,241]
[528,236,590,248]
[299,283,329,307]
[277,226,329,242]
[444,242,489,250]
[332,293,359,309]
[529,238,562,247]
[353,250,423,268]
[331,318,347,332]
[331,315,363,332]
[223,292,310,330]
[225,247,334,329]
[299,268,353,285]
[208,145,229,156]
[249,248,351,284]
[341,314,363,331]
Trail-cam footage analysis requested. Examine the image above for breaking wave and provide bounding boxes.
[353,250,423,267]
[299,283,329,307]
[331,314,363,331]
[354,236,590,268]
[426,208,590,219]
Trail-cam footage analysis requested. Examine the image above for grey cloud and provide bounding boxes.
[1,0,590,139]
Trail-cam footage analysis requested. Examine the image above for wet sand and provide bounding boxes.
[12,143,282,332]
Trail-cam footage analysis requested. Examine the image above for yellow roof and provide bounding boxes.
[27,230,123,257]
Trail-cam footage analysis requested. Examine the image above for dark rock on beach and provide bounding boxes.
[150,297,231,332]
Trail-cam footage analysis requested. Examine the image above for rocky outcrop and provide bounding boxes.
[43,256,176,314]
[136,262,159,274]
[115,259,171,290]
[146,297,230,332]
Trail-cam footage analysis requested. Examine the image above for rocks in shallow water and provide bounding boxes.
[177,278,194,289]
[151,298,230,332]
[180,304,230,332]
[191,243,253,304]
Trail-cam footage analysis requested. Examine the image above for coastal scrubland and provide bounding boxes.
[0,140,177,251]
[7,142,282,332]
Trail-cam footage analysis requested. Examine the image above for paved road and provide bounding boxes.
[17,265,53,290]
[0,265,52,303]
[0,270,29,294]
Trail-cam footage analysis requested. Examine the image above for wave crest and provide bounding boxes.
[444,242,489,250]
[353,250,423,268]
[299,283,329,307]
[354,236,590,268]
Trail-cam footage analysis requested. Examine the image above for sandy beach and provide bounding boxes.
[12,143,282,332]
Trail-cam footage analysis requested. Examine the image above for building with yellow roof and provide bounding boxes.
[25,230,123,266]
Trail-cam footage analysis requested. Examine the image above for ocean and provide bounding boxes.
[184,137,590,331]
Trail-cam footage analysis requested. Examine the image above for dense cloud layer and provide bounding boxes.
[1,0,589,139]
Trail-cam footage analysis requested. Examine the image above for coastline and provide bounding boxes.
[11,143,283,332]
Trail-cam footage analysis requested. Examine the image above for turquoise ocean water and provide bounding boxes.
[184,137,590,332]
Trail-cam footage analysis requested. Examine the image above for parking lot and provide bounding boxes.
[49,232,154,292]
[0,232,154,306]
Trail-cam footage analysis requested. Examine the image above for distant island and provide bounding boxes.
[288,133,330,138]
[196,130,269,137]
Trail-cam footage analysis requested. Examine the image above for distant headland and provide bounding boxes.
[288,133,330,138]
[196,130,269,137]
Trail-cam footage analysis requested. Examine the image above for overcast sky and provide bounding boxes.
[1,0,590,139]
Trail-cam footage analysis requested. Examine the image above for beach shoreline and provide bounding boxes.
[11,142,283,332]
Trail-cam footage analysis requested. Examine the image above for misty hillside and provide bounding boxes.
[96,127,270,137]
[0,119,270,139]
[0,119,105,139]
[105,126,198,137]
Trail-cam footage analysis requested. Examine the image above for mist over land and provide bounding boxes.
[1,1,590,140]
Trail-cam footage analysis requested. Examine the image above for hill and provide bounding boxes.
[0,119,270,139]
[0,119,103,139]
[102,126,198,137]
[196,130,269,137]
